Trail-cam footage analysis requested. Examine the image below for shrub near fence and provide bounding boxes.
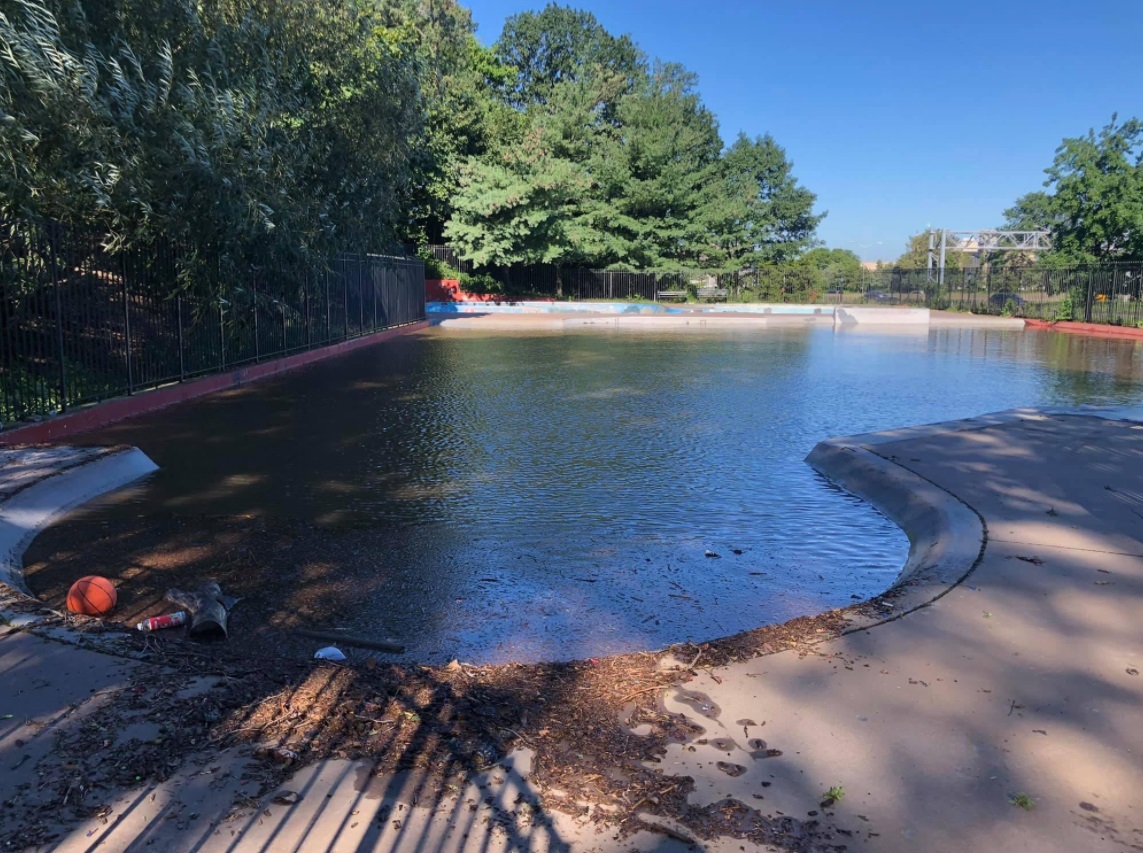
[1,221,425,426]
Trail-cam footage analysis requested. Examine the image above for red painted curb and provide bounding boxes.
[1024,318,1143,341]
[0,321,428,446]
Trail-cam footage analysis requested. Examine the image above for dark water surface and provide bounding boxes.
[36,326,1143,662]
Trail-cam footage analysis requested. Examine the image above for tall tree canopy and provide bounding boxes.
[446,9,823,270]
[494,3,643,110]
[1,0,825,279]
[1004,115,1143,262]
[796,248,861,283]
[0,0,424,280]
[386,0,521,246]
[705,133,823,267]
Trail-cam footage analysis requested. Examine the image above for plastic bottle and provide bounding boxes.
[136,611,188,632]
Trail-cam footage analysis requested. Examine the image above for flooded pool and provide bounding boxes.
[24,325,1143,663]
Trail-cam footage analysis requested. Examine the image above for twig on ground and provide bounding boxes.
[618,683,670,704]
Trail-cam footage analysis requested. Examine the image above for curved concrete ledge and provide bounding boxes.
[806,404,1143,627]
[0,447,157,607]
[806,433,986,625]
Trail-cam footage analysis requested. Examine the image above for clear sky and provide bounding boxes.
[465,0,1142,261]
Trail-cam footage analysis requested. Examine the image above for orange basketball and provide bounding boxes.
[66,576,117,617]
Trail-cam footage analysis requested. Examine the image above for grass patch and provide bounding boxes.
[1010,793,1036,810]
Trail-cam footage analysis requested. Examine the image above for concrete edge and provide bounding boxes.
[818,404,1143,451]
[805,441,986,631]
[806,404,1143,631]
[0,447,157,627]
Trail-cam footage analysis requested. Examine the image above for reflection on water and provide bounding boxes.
[37,326,1143,663]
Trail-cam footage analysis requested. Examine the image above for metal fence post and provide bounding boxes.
[305,271,312,349]
[176,294,185,381]
[1084,272,1095,323]
[122,252,133,395]
[252,271,260,362]
[47,222,68,412]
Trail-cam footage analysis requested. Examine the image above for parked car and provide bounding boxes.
[988,292,1025,308]
[864,290,895,303]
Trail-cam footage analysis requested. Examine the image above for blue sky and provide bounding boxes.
[465,0,1142,261]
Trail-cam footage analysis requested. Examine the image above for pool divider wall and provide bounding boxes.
[834,306,931,325]
[428,301,839,316]
[0,320,430,446]
[428,301,945,326]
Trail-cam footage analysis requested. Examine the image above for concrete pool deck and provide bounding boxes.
[1,409,1142,851]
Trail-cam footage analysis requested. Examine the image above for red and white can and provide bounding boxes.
[136,611,188,632]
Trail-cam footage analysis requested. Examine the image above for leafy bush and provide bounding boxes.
[421,254,460,280]
[458,271,503,294]
[1054,289,1081,321]
[0,0,423,297]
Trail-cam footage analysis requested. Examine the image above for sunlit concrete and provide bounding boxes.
[658,412,1143,852]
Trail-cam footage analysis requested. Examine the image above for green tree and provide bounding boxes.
[495,3,643,110]
[896,232,967,269]
[1004,115,1143,262]
[796,248,862,289]
[385,0,521,246]
[0,0,424,281]
[704,133,823,268]
[445,60,728,271]
[445,4,824,274]
[443,77,607,267]
[599,61,722,268]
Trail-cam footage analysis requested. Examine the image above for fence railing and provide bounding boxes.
[850,265,1143,325]
[1,221,425,427]
[427,246,1143,325]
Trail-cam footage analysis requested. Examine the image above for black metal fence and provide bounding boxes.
[854,265,1143,326]
[1,221,425,426]
[428,245,1143,326]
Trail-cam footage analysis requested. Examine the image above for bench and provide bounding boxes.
[656,287,729,302]
[698,286,728,301]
